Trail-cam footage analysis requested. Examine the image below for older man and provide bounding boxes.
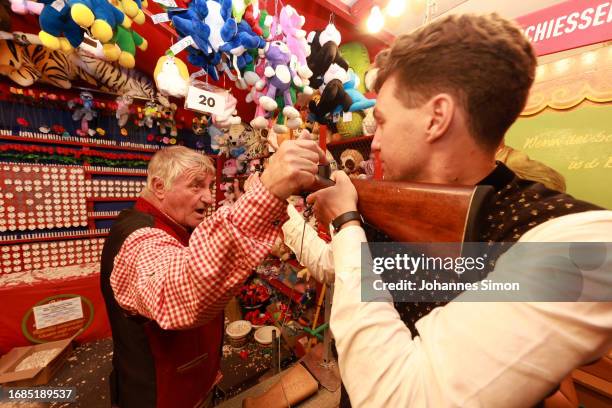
[100,141,324,408]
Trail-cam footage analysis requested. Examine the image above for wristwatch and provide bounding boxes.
[331,211,362,233]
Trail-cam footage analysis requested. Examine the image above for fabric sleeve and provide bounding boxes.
[330,211,612,407]
[111,175,288,329]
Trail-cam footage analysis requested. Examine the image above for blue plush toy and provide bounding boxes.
[70,0,128,43]
[38,0,85,51]
[344,70,375,112]
[169,0,264,81]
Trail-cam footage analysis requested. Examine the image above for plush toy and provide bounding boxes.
[115,94,132,127]
[222,158,238,177]
[279,5,311,80]
[343,70,376,112]
[38,0,85,51]
[258,40,303,133]
[157,102,178,137]
[0,40,40,86]
[192,115,208,135]
[137,101,157,128]
[117,0,146,25]
[212,92,241,128]
[243,126,268,159]
[248,157,263,173]
[308,78,352,125]
[70,0,129,43]
[242,0,261,36]
[154,55,189,98]
[359,153,375,179]
[209,124,230,155]
[340,149,364,177]
[219,180,237,206]
[103,17,148,68]
[338,42,371,93]
[10,0,43,15]
[306,23,349,89]
[68,91,97,136]
[362,107,375,136]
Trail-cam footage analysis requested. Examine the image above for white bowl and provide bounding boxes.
[254,326,281,346]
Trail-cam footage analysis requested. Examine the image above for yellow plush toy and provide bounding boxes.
[154,55,190,98]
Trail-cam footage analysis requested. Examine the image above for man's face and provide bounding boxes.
[371,76,433,182]
[159,167,215,229]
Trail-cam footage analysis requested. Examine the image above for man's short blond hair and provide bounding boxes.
[146,146,215,191]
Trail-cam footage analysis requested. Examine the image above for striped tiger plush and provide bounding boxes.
[0,40,40,86]
[72,51,155,99]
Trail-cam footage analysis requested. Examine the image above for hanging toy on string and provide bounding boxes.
[154,54,190,98]
[68,91,97,137]
[116,94,133,127]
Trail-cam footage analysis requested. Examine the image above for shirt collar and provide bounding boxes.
[134,197,191,244]
[476,161,516,192]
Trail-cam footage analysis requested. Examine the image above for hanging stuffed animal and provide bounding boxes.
[222,158,238,177]
[154,55,190,98]
[343,69,376,112]
[308,63,352,125]
[70,0,129,43]
[212,92,241,128]
[102,0,148,69]
[10,0,43,15]
[157,102,178,137]
[0,40,40,86]
[138,100,157,128]
[68,91,97,136]
[38,0,85,51]
[115,94,132,127]
[258,40,303,133]
[306,23,349,89]
[279,5,311,81]
[209,124,230,156]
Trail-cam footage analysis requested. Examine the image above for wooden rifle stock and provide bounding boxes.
[311,176,493,242]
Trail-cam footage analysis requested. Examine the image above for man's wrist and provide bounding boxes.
[260,171,289,200]
[338,220,361,231]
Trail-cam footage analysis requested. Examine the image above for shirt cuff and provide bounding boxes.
[231,174,289,234]
[331,225,367,282]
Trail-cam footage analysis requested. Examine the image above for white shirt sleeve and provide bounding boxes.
[330,210,612,408]
[281,203,335,283]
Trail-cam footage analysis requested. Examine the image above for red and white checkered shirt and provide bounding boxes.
[111,176,288,330]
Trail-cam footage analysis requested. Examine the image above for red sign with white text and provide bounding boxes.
[516,0,612,56]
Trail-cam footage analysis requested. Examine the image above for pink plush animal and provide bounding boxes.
[279,5,312,80]
[222,159,238,178]
[10,0,43,15]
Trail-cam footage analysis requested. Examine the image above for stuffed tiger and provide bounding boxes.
[0,39,155,99]
[0,40,40,86]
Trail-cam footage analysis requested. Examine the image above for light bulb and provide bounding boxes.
[386,0,406,17]
[367,6,385,33]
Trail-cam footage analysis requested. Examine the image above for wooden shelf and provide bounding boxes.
[86,197,137,202]
[0,231,109,245]
[326,134,373,148]
[0,134,159,153]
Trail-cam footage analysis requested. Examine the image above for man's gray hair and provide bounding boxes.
[146,146,215,191]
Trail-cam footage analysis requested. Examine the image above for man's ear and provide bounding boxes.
[424,93,455,143]
[150,176,166,200]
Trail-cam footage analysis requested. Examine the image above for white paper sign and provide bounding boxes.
[151,13,170,24]
[343,111,353,122]
[154,0,177,7]
[33,297,83,330]
[185,86,226,115]
[170,36,194,55]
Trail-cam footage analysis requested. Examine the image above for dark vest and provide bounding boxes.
[100,198,223,408]
[383,163,602,335]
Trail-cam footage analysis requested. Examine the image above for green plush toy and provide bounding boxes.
[103,25,147,68]
[336,110,364,139]
[339,42,370,94]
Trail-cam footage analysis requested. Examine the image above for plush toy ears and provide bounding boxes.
[319,23,341,47]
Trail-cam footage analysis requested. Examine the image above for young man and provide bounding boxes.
[100,141,325,408]
[306,13,612,407]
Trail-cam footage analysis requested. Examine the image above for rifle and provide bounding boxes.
[311,169,494,242]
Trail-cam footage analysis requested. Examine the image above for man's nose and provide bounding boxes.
[371,127,382,152]
[201,189,214,204]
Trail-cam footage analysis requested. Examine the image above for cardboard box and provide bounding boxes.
[0,339,73,386]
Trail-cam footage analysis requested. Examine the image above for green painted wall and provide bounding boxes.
[505,104,612,209]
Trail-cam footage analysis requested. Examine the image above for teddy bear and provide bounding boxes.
[340,149,364,178]
[222,159,238,178]
[157,102,178,137]
[115,94,133,127]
